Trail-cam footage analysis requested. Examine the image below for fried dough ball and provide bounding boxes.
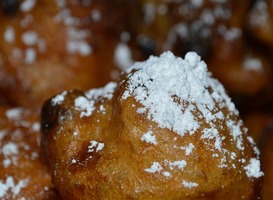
[0,106,59,199]
[41,51,262,199]
[0,0,126,108]
[247,0,273,49]
[127,0,251,59]
[207,29,273,110]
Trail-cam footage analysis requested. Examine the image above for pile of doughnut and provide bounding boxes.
[0,0,272,199]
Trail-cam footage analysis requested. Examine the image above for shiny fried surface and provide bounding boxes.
[41,53,262,199]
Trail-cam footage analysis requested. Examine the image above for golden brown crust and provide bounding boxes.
[0,106,59,199]
[41,53,262,199]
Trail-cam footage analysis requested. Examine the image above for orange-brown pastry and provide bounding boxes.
[0,0,126,108]
[41,51,263,199]
[0,106,59,199]
[247,0,273,49]
[207,30,273,110]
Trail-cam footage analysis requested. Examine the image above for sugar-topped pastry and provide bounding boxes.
[41,51,263,199]
[0,0,126,108]
[0,106,59,199]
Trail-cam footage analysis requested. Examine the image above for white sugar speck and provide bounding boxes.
[244,158,264,178]
[6,108,23,120]
[145,162,163,173]
[168,160,187,171]
[4,26,15,43]
[114,43,134,70]
[0,177,28,198]
[141,131,157,145]
[51,91,68,106]
[88,141,104,153]
[20,0,36,12]
[25,48,36,64]
[182,180,199,188]
[243,57,263,72]
[74,96,95,118]
[91,9,101,22]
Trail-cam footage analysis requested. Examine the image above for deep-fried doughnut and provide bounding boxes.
[247,0,273,49]
[207,29,273,110]
[0,0,126,108]
[41,51,263,199]
[0,106,59,199]
[127,0,251,59]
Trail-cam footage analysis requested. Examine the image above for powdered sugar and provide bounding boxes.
[88,141,105,153]
[182,180,199,188]
[167,160,187,171]
[123,51,263,182]
[22,31,38,45]
[114,43,134,70]
[20,0,36,12]
[0,177,28,198]
[141,131,157,145]
[6,108,23,120]
[74,96,95,118]
[122,51,237,136]
[74,82,117,118]
[4,26,15,43]
[85,82,117,100]
[51,91,68,105]
[145,162,163,173]
[244,158,264,178]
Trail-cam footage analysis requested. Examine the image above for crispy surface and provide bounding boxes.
[41,65,262,199]
[0,0,125,108]
[0,106,59,199]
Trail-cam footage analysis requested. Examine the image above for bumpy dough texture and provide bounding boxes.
[41,52,262,199]
[0,106,59,199]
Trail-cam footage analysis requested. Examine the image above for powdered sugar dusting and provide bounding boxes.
[6,108,23,120]
[4,26,15,43]
[88,141,105,153]
[51,91,68,106]
[74,96,95,118]
[74,82,117,118]
[0,177,28,198]
[85,82,117,100]
[123,51,263,181]
[145,162,163,173]
[244,158,264,178]
[141,131,157,145]
[20,0,36,12]
[122,51,237,136]
[182,180,199,188]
